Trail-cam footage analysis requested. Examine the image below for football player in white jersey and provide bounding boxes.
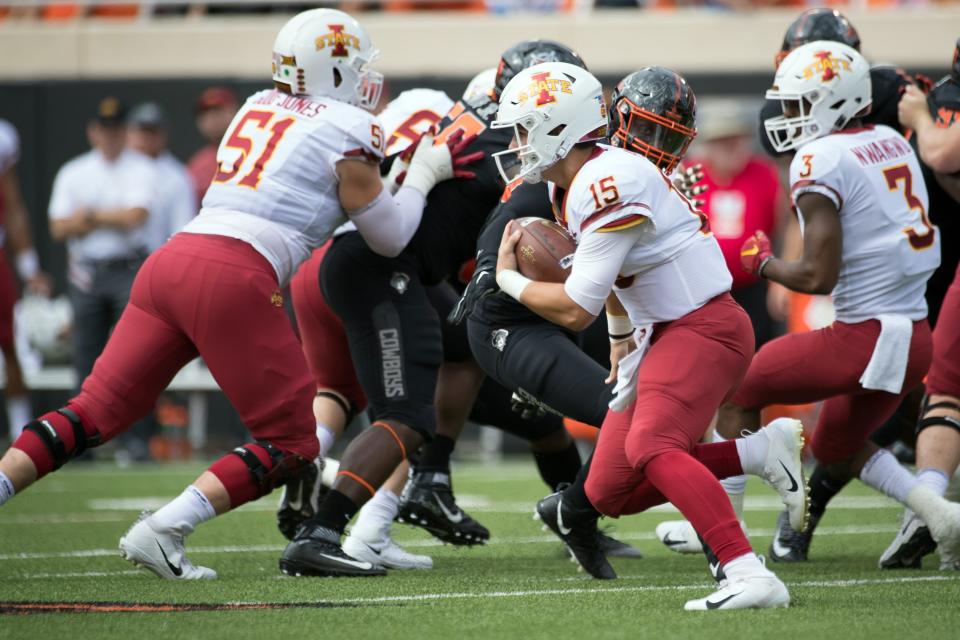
[490,62,808,610]
[720,41,960,564]
[0,8,477,580]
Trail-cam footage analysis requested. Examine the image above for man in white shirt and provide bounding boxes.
[127,102,197,252]
[47,97,157,386]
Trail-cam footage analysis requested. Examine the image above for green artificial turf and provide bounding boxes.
[1,461,958,639]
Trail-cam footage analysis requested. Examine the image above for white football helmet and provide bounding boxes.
[462,68,497,103]
[492,62,607,184]
[271,9,383,110]
[764,40,871,153]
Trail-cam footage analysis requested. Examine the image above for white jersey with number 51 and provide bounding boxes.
[185,88,385,285]
[790,124,940,323]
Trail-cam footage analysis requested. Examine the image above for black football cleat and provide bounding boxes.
[598,529,643,559]
[769,509,820,563]
[277,458,326,541]
[878,509,936,569]
[536,491,616,580]
[398,471,490,546]
[279,523,386,577]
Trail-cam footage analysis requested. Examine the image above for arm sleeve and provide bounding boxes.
[347,185,425,258]
[790,144,844,210]
[563,224,648,316]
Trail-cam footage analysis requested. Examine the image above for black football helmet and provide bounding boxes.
[775,8,861,67]
[609,67,697,175]
[493,40,586,101]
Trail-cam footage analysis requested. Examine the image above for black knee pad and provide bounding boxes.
[916,398,960,435]
[23,408,101,470]
[230,442,311,497]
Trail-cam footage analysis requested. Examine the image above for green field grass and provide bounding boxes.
[1,460,959,639]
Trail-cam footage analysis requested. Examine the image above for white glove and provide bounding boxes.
[381,156,409,195]
[402,133,454,197]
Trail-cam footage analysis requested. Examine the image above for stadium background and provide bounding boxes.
[0,5,956,450]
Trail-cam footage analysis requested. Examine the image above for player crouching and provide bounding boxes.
[490,62,794,610]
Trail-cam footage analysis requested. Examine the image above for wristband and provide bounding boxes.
[606,313,633,340]
[15,249,39,281]
[757,256,774,279]
[496,269,532,301]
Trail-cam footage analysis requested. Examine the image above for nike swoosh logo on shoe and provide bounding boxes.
[156,541,182,577]
[320,553,374,570]
[662,533,684,547]
[771,535,794,558]
[435,492,464,524]
[556,500,571,536]
[706,590,744,609]
[779,460,799,493]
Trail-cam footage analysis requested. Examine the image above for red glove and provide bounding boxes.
[443,129,485,180]
[740,230,774,276]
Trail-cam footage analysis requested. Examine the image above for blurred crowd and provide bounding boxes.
[3,0,958,20]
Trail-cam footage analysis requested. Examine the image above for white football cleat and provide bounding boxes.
[924,500,960,566]
[119,512,216,580]
[656,520,748,554]
[656,520,702,554]
[753,418,807,531]
[343,532,433,570]
[684,574,790,611]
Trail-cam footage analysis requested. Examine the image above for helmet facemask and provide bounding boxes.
[352,50,383,110]
[492,111,558,184]
[610,100,696,174]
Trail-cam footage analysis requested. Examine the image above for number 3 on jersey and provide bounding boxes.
[883,164,935,250]
[213,110,295,190]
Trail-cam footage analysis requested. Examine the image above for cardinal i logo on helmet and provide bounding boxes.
[802,50,851,82]
[316,24,360,57]
[518,71,574,107]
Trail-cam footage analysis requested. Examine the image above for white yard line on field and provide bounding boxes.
[0,523,903,562]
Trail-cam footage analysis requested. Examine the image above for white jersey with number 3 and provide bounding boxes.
[184,88,385,285]
[555,145,731,326]
[790,124,940,323]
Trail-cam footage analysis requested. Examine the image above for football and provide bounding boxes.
[513,217,577,283]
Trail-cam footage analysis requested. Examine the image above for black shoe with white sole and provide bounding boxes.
[536,491,616,580]
[279,524,386,577]
[769,509,819,563]
[879,510,936,569]
[398,471,490,546]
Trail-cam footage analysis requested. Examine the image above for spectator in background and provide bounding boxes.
[48,97,156,390]
[690,99,797,348]
[0,120,51,443]
[186,86,238,204]
[127,103,197,252]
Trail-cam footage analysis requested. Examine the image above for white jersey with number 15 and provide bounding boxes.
[185,88,385,285]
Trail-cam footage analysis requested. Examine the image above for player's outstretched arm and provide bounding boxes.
[741,192,841,295]
[339,131,483,258]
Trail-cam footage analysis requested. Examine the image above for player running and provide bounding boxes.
[721,40,960,569]
[0,8,475,580]
[490,61,804,610]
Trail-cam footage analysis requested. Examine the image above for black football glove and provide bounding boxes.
[448,267,497,325]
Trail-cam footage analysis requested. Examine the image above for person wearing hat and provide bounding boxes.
[691,99,798,350]
[47,96,158,390]
[127,102,197,252]
[186,87,238,205]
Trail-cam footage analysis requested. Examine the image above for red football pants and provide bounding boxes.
[928,263,960,398]
[585,294,755,565]
[67,233,317,460]
[732,318,932,465]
